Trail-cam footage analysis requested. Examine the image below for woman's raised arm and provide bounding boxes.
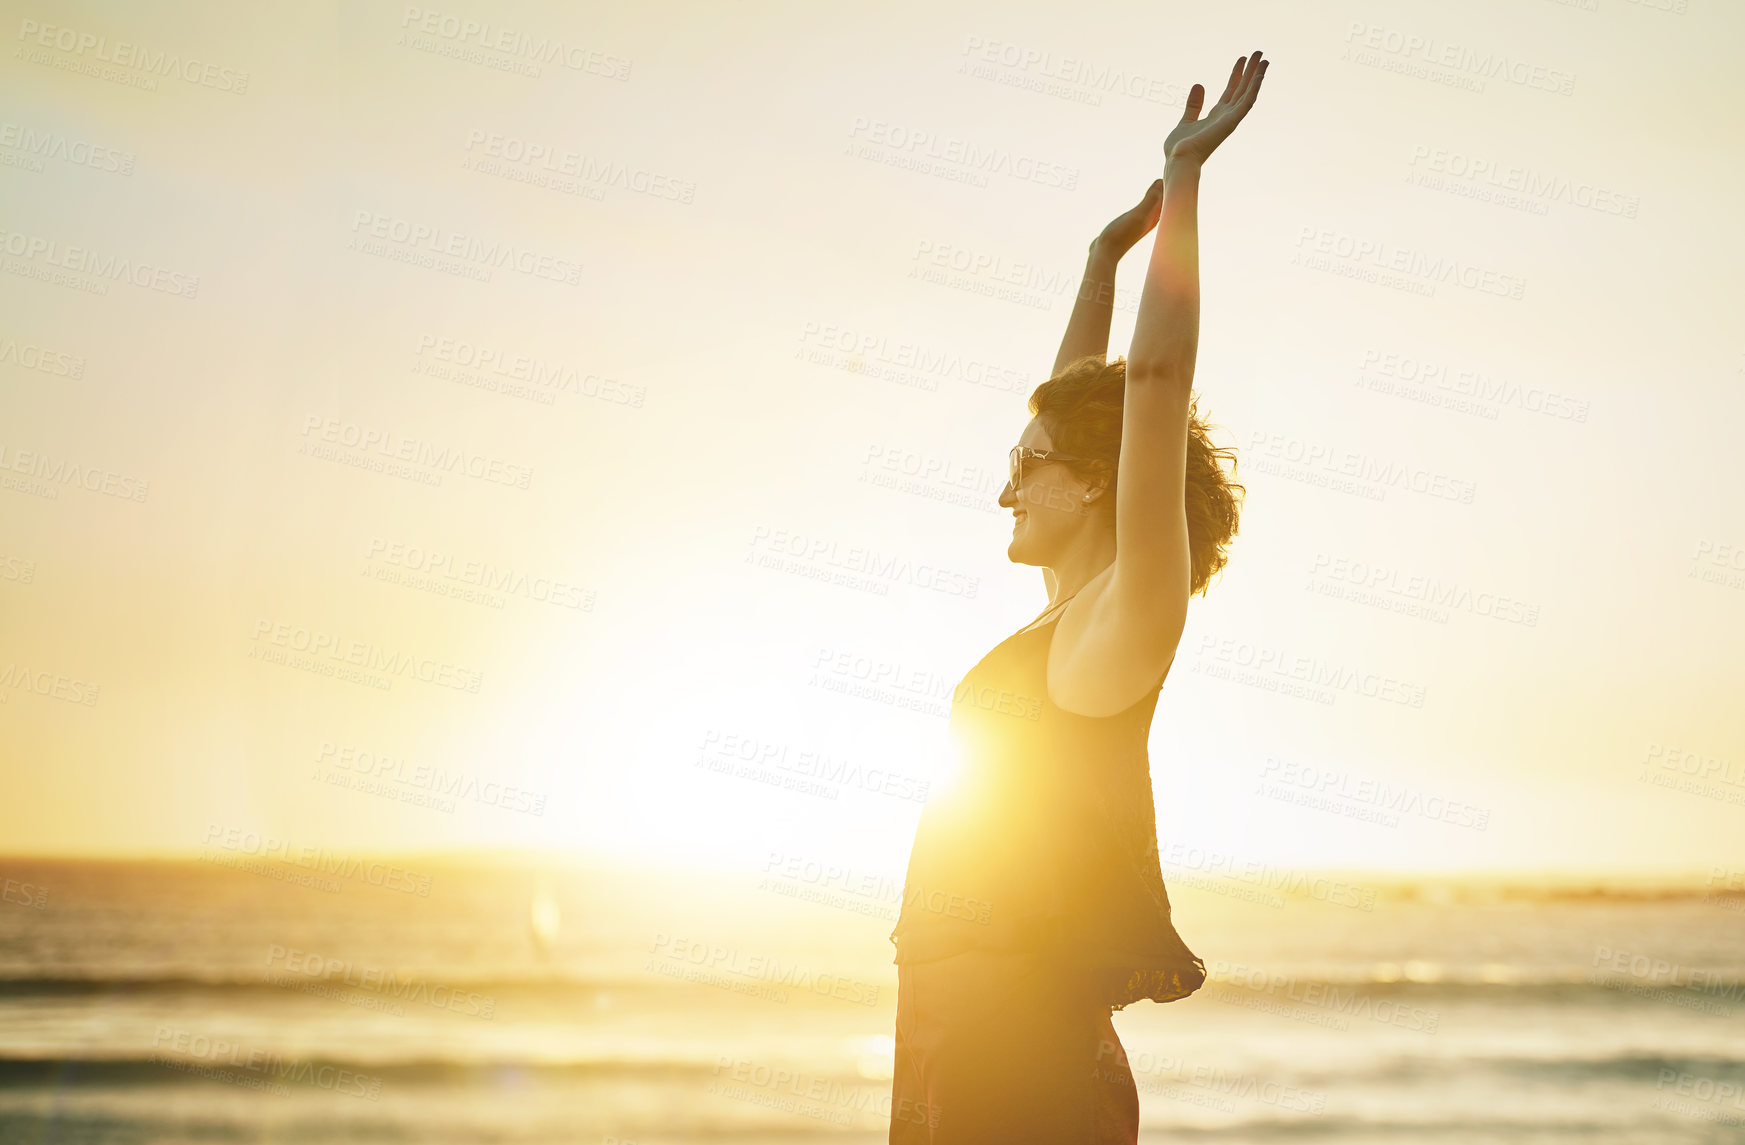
[1050,182,1164,377]
[1127,52,1267,379]
[1066,52,1267,693]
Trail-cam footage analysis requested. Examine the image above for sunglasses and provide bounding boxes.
[1008,445,1087,490]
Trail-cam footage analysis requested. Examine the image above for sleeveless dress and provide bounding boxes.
[886,593,1205,1144]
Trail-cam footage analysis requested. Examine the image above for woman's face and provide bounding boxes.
[998,417,1098,566]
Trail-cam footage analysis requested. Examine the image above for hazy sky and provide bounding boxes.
[3,0,1741,878]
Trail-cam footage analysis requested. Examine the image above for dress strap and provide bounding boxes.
[1014,589,1080,637]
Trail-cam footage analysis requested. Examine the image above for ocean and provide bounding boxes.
[2,858,1742,1144]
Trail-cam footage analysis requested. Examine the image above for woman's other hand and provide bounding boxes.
[1092,180,1165,259]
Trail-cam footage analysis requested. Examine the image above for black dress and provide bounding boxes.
[887,595,1204,1144]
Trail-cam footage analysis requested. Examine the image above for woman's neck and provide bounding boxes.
[1046,528,1117,606]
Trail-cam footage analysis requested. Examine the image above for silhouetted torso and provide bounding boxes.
[891,596,1205,1009]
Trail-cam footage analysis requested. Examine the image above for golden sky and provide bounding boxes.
[2,0,1741,877]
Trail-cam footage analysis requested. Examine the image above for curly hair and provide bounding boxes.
[1027,355,1243,596]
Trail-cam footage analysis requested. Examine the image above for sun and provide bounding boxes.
[918,723,970,802]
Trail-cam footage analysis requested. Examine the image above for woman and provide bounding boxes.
[888,51,1268,1143]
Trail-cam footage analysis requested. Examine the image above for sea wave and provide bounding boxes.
[0,1055,800,1082]
[5,968,1742,994]
[5,1048,1741,1084]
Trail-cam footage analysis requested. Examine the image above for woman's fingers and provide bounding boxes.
[1235,52,1266,105]
[1179,82,1205,123]
[1166,51,1267,161]
[1121,183,1160,222]
[1213,51,1265,109]
[1217,56,1244,104]
[1135,181,1163,224]
[1098,180,1166,251]
[1123,182,1165,230]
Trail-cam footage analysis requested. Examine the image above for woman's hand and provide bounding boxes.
[1162,50,1268,167]
[1091,180,1165,259]
[1058,184,1161,374]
